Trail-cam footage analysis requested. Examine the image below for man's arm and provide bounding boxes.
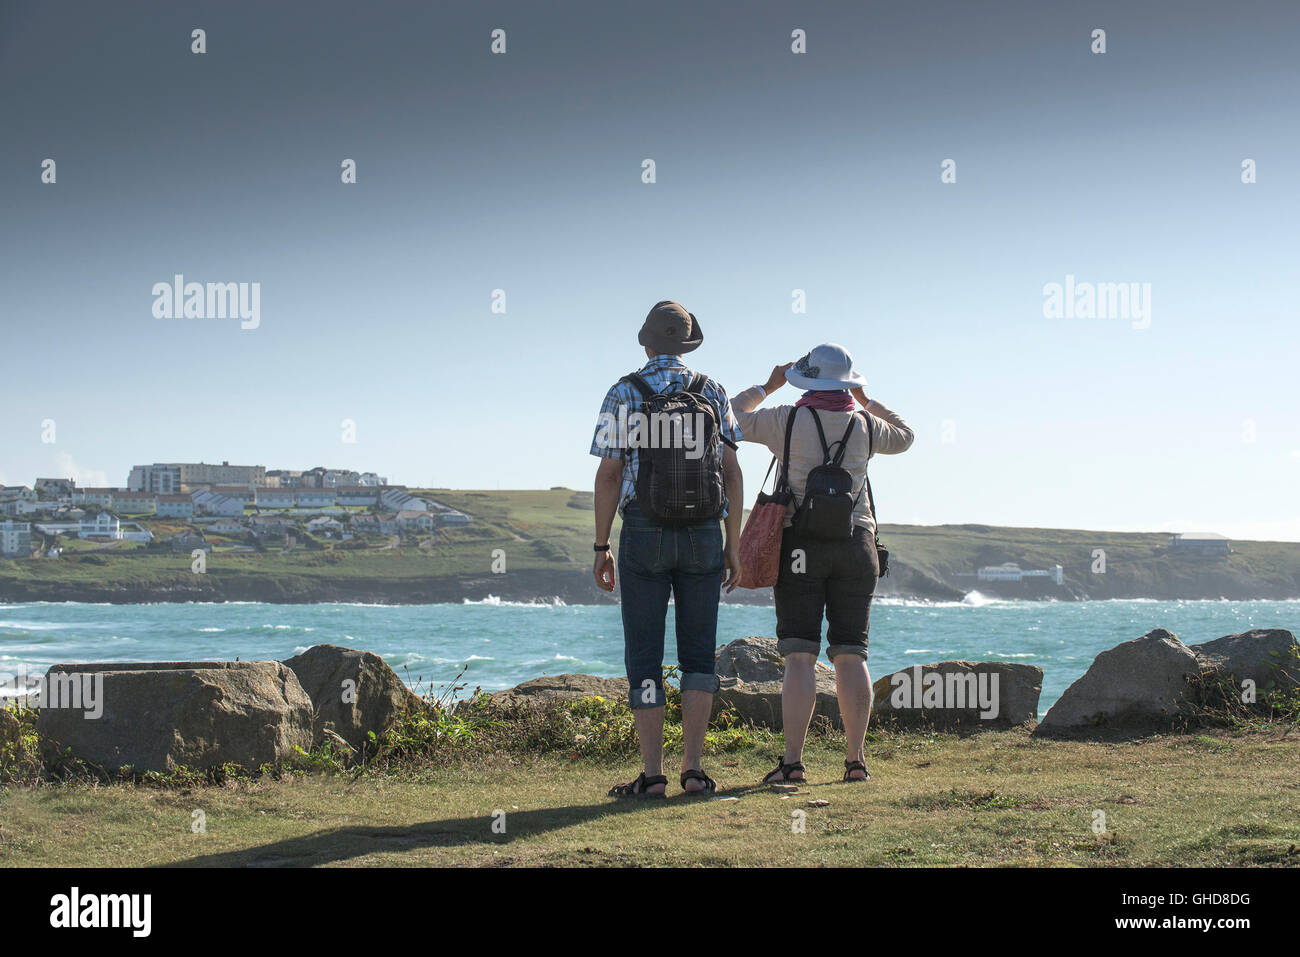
[720,445,744,592]
[592,456,622,591]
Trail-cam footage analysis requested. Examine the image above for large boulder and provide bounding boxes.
[1038,629,1201,732]
[36,660,313,773]
[712,636,841,730]
[1189,629,1300,690]
[282,644,426,752]
[871,660,1042,729]
[481,673,630,709]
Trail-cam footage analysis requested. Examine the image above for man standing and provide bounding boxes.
[591,301,744,797]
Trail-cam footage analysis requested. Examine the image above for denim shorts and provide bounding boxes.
[773,524,880,662]
[617,500,724,709]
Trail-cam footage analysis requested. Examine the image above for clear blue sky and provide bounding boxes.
[2,0,1297,540]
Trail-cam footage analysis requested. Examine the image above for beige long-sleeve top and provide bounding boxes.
[732,387,914,536]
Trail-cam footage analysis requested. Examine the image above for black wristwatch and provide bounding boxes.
[594,543,611,552]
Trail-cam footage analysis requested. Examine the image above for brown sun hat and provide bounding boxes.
[638,300,704,354]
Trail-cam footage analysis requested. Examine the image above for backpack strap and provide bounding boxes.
[781,406,801,504]
[859,411,878,521]
[688,372,739,450]
[619,373,655,400]
[805,408,834,462]
[827,415,858,467]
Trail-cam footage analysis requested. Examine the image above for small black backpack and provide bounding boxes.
[621,371,737,526]
[784,406,861,541]
[781,407,891,576]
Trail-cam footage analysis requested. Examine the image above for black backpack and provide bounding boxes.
[781,407,891,576]
[784,406,861,541]
[621,371,737,526]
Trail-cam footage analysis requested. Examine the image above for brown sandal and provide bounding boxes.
[763,758,806,784]
[608,771,668,798]
[843,759,871,782]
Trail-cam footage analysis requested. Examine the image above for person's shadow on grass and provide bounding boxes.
[165,782,773,868]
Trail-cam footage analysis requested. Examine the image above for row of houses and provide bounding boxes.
[221,510,437,539]
[125,462,388,493]
[5,484,450,517]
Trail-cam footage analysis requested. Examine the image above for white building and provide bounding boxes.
[79,512,121,539]
[127,463,182,494]
[35,478,76,499]
[977,562,1063,585]
[0,521,32,557]
[381,487,426,512]
[72,487,118,507]
[396,510,434,533]
[210,487,253,508]
[119,522,154,542]
[306,516,344,536]
[156,494,195,518]
[192,489,244,517]
[295,489,337,509]
[254,488,297,508]
[1022,565,1065,585]
[430,503,472,526]
[111,491,158,514]
[977,562,1024,582]
[336,486,379,506]
[352,513,398,535]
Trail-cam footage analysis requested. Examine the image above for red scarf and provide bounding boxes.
[795,389,854,412]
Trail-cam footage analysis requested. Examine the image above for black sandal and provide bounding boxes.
[762,758,806,784]
[843,759,871,782]
[680,769,717,795]
[608,771,668,798]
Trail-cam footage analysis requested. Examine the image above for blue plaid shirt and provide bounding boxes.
[590,354,743,516]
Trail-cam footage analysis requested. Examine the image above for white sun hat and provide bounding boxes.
[785,343,867,391]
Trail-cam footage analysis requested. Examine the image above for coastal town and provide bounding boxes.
[0,461,472,558]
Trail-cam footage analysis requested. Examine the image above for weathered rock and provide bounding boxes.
[713,636,840,729]
[717,636,836,683]
[1189,629,1300,690]
[1038,629,1201,732]
[483,673,630,709]
[36,660,313,772]
[712,674,842,730]
[871,660,1042,729]
[282,644,426,752]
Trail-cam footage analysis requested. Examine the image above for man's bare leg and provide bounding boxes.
[630,705,667,794]
[680,689,713,791]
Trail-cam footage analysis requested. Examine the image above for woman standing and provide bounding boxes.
[731,344,914,782]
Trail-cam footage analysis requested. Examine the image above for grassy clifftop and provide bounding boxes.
[0,489,1296,603]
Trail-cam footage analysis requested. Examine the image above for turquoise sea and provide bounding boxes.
[1,597,1296,717]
